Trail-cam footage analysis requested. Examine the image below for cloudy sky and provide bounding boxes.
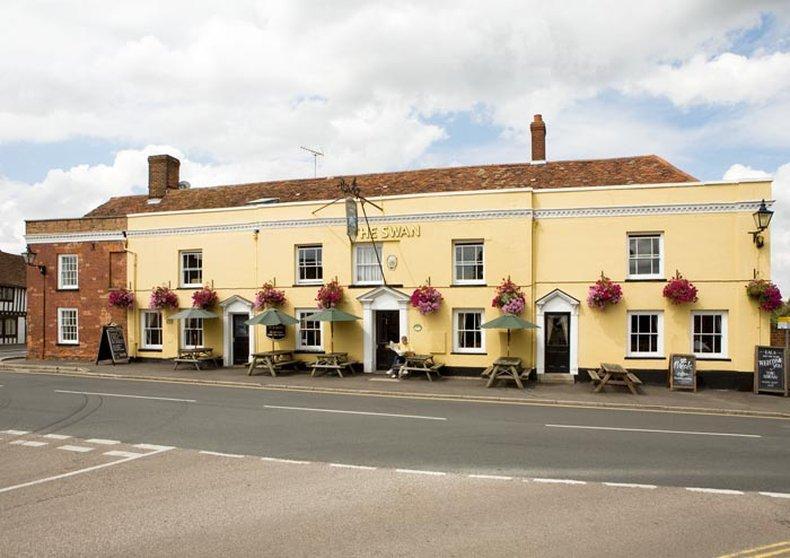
[0,1,788,291]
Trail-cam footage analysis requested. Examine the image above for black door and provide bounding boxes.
[544,312,570,373]
[232,314,250,365]
[375,310,400,370]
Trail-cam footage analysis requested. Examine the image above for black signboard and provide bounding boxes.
[669,354,696,392]
[96,324,129,365]
[266,324,286,340]
[754,346,788,396]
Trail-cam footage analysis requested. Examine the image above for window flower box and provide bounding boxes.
[192,285,218,309]
[316,279,343,309]
[587,274,623,309]
[410,285,443,315]
[108,288,135,309]
[746,279,783,312]
[254,282,286,309]
[663,272,698,305]
[492,278,526,315]
[149,286,179,310]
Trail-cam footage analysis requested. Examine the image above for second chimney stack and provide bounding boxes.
[148,154,181,199]
[530,114,546,163]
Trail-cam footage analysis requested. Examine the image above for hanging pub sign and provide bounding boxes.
[754,345,788,396]
[669,354,696,392]
[96,324,129,365]
[266,324,287,340]
[345,197,358,239]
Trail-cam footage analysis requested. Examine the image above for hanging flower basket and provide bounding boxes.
[254,282,286,310]
[149,286,179,310]
[410,285,443,315]
[108,288,135,309]
[587,274,623,309]
[492,278,526,315]
[663,272,698,305]
[746,279,783,312]
[316,279,343,309]
[192,285,218,309]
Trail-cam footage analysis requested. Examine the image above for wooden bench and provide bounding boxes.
[310,353,356,378]
[399,355,443,382]
[485,357,525,389]
[248,350,301,377]
[591,363,642,395]
[174,348,217,371]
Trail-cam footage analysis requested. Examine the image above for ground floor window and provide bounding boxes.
[692,311,727,358]
[627,311,663,357]
[141,311,163,349]
[182,317,204,348]
[57,308,79,345]
[295,309,322,351]
[0,317,17,341]
[453,309,484,353]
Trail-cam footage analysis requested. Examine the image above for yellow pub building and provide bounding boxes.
[25,116,775,388]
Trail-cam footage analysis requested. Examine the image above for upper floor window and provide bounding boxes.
[180,250,203,287]
[692,311,727,359]
[627,234,663,279]
[141,311,163,350]
[453,309,485,353]
[355,243,383,285]
[627,311,663,357]
[295,309,323,351]
[58,254,79,290]
[182,317,203,348]
[454,241,484,284]
[0,287,13,302]
[297,245,323,284]
[57,308,79,345]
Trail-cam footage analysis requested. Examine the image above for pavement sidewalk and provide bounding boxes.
[1,357,788,418]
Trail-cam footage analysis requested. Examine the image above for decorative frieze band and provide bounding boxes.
[533,200,769,219]
[25,230,126,245]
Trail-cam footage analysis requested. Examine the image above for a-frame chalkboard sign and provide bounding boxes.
[754,345,788,396]
[96,324,129,365]
[669,354,697,392]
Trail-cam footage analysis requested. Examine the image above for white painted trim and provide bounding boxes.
[357,286,410,372]
[626,311,664,358]
[294,308,324,352]
[57,307,79,345]
[139,310,163,350]
[452,240,485,286]
[690,310,729,359]
[534,200,770,219]
[625,233,664,280]
[221,296,254,366]
[57,254,79,290]
[535,290,579,375]
[25,231,125,244]
[451,308,486,354]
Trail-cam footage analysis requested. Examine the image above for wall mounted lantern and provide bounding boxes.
[22,246,46,275]
[750,199,774,248]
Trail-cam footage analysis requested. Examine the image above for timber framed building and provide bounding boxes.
[0,250,27,345]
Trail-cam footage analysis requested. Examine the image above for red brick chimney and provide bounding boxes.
[530,114,546,163]
[148,154,180,199]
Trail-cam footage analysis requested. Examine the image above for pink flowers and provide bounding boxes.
[587,275,623,309]
[149,286,179,310]
[316,279,343,309]
[746,279,783,312]
[254,282,286,309]
[492,278,526,315]
[663,273,698,305]
[108,288,135,309]
[192,286,218,309]
[410,285,443,315]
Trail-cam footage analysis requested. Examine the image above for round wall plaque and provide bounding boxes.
[386,255,398,270]
[413,323,423,332]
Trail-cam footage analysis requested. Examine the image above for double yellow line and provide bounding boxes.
[720,541,790,558]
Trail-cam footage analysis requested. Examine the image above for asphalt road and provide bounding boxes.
[1,371,789,492]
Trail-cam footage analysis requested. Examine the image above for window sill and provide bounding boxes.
[451,351,487,355]
[624,278,666,283]
[178,286,203,290]
[293,282,323,287]
[56,288,79,292]
[56,342,79,346]
[294,349,325,355]
[347,283,386,289]
[693,356,731,362]
[624,356,666,360]
[138,348,163,353]
[450,283,487,288]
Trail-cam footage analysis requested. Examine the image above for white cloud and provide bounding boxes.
[723,164,772,181]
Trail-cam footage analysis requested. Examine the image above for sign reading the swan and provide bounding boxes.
[754,345,788,396]
[669,353,696,391]
[359,224,421,241]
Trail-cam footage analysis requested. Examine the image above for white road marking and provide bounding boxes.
[530,478,587,485]
[86,438,120,445]
[0,447,172,494]
[329,463,377,470]
[396,469,446,476]
[57,445,94,453]
[2,429,30,435]
[104,450,145,458]
[685,487,744,495]
[263,404,447,421]
[261,457,310,464]
[468,474,513,480]
[42,434,71,440]
[199,450,244,458]
[134,443,176,451]
[759,491,790,499]
[603,482,657,489]
[55,389,196,403]
[9,440,47,447]
[545,424,761,438]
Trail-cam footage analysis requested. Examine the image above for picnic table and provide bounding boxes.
[398,354,444,382]
[483,356,525,389]
[310,352,356,378]
[174,347,217,371]
[589,362,643,394]
[248,349,301,377]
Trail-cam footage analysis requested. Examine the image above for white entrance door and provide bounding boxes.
[356,286,410,373]
[535,289,580,376]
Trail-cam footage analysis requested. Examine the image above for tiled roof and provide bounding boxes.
[0,250,25,287]
[85,155,697,218]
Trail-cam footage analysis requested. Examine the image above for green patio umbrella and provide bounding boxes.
[303,307,360,353]
[245,308,299,351]
[167,307,219,321]
[481,314,539,356]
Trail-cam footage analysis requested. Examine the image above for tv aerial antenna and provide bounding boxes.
[300,146,324,178]
[312,177,387,285]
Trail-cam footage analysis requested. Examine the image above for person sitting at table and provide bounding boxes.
[387,336,412,378]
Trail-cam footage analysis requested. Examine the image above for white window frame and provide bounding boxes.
[181,317,204,349]
[295,308,323,352]
[58,254,79,290]
[691,311,728,359]
[626,233,664,280]
[140,310,163,350]
[453,240,485,285]
[626,311,664,357]
[452,308,486,354]
[180,250,203,288]
[57,308,79,345]
[354,243,383,285]
[296,245,323,285]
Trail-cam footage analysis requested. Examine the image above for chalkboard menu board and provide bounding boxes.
[96,325,129,364]
[669,354,696,392]
[754,345,788,396]
[266,324,286,340]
